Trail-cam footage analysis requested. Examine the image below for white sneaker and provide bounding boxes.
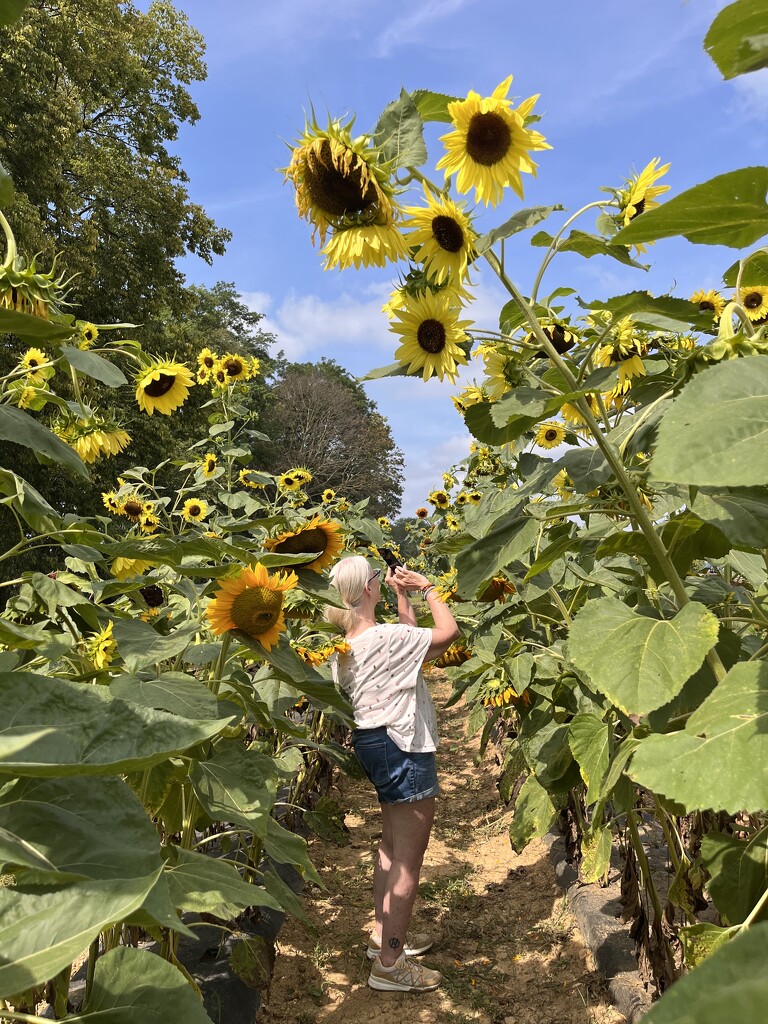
[368,953,442,992]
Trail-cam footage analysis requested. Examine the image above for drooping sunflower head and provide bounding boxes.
[86,621,117,670]
[436,76,551,206]
[285,115,401,247]
[402,190,478,286]
[737,285,768,323]
[239,468,267,490]
[527,320,579,359]
[218,352,250,381]
[289,466,313,485]
[427,489,451,510]
[206,561,298,651]
[390,289,473,383]
[111,557,154,581]
[181,498,209,523]
[264,516,344,573]
[0,250,74,319]
[135,358,195,416]
[322,220,408,271]
[201,453,218,479]
[78,322,99,349]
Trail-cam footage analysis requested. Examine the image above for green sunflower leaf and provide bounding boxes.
[455,516,538,599]
[0,0,32,25]
[476,206,563,253]
[508,774,559,854]
[0,468,62,532]
[110,672,218,720]
[76,945,215,1024]
[0,672,230,777]
[567,598,720,716]
[373,88,427,169]
[629,661,768,813]
[700,825,768,925]
[410,89,461,123]
[111,620,199,673]
[586,290,715,332]
[0,306,75,339]
[190,741,278,836]
[692,486,768,548]
[612,167,768,249]
[722,249,768,287]
[568,713,610,807]
[0,404,88,478]
[531,228,648,269]
[162,845,281,919]
[360,361,410,381]
[704,0,768,79]
[641,921,768,1023]
[650,356,768,486]
[60,345,128,387]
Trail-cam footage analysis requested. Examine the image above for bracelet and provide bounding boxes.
[421,585,436,598]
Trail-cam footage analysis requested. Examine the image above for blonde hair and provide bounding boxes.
[326,555,372,632]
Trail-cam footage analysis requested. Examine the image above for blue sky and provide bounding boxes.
[169,0,767,514]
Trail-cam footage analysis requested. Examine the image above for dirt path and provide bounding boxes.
[258,674,626,1024]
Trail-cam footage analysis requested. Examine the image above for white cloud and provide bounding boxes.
[730,69,768,123]
[374,0,478,57]
[400,431,471,515]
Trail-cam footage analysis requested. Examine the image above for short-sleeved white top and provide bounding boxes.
[331,622,439,753]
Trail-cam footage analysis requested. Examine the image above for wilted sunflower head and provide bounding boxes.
[436,75,551,206]
[135,358,195,416]
[390,289,473,383]
[285,115,400,247]
[206,562,298,650]
[264,516,344,573]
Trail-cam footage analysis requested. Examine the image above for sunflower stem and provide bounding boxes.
[0,208,17,268]
[209,632,232,696]
[483,250,727,683]
[530,200,614,304]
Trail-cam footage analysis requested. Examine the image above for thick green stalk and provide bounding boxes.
[0,209,16,267]
[530,200,613,303]
[483,251,726,683]
[626,809,678,979]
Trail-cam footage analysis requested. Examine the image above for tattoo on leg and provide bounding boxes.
[388,938,401,950]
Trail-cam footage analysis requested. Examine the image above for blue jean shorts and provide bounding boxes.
[351,726,440,804]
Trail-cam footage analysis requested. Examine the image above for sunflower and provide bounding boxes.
[467,491,482,504]
[240,469,266,489]
[206,562,298,650]
[289,466,313,485]
[427,489,451,510]
[218,353,250,381]
[435,568,458,601]
[198,348,218,372]
[336,498,350,512]
[451,384,486,414]
[416,507,429,519]
[78,322,99,349]
[250,357,261,377]
[479,576,516,603]
[86,621,117,670]
[201,453,218,478]
[322,221,408,271]
[436,75,551,206]
[616,158,670,252]
[102,491,122,515]
[552,470,574,499]
[445,514,460,532]
[285,114,401,247]
[435,640,471,668]
[120,494,149,522]
[390,290,472,383]
[533,422,565,449]
[690,289,726,321]
[475,343,525,401]
[19,347,48,382]
[277,472,302,492]
[402,191,478,285]
[737,286,768,322]
[321,488,336,502]
[181,498,209,523]
[561,393,599,430]
[378,516,391,530]
[111,557,154,581]
[264,516,344,573]
[527,321,578,358]
[69,423,131,463]
[197,364,212,385]
[13,383,46,410]
[135,359,195,416]
[212,367,229,389]
[139,511,161,534]
[455,491,470,505]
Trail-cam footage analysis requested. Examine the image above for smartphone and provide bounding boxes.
[378,546,404,571]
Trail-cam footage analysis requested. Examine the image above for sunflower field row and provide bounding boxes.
[280,0,767,1017]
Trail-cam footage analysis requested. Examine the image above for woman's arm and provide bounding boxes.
[385,568,418,626]
[390,567,460,660]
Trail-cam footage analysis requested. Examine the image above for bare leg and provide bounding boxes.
[378,798,435,967]
[372,804,393,941]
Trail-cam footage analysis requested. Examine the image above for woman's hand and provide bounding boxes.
[391,566,430,592]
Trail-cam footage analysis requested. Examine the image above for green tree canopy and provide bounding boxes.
[0,0,230,326]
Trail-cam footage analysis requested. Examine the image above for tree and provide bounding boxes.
[0,0,230,327]
[257,360,404,517]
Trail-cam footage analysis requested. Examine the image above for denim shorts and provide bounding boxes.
[351,726,440,804]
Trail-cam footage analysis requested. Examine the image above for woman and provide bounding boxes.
[327,554,460,993]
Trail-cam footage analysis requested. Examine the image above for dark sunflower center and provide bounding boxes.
[431,215,464,253]
[465,111,512,166]
[231,586,283,637]
[28,358,40,368]
[699,301,715,312]
[305,139,378,218]
[545,429,558,442]
[744,292,763,310]
[123,500,143,518]
[274,527,328,556]
[140,584,163,607]
[223,357,244,377]
[84,329,95,341]
[629,197,646,220]
[215,370,226,382]
[188,504,201,517]
[417,319,447,354]
[203,355,215,368]
[143,373,177,398]
[206,459,216,471]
